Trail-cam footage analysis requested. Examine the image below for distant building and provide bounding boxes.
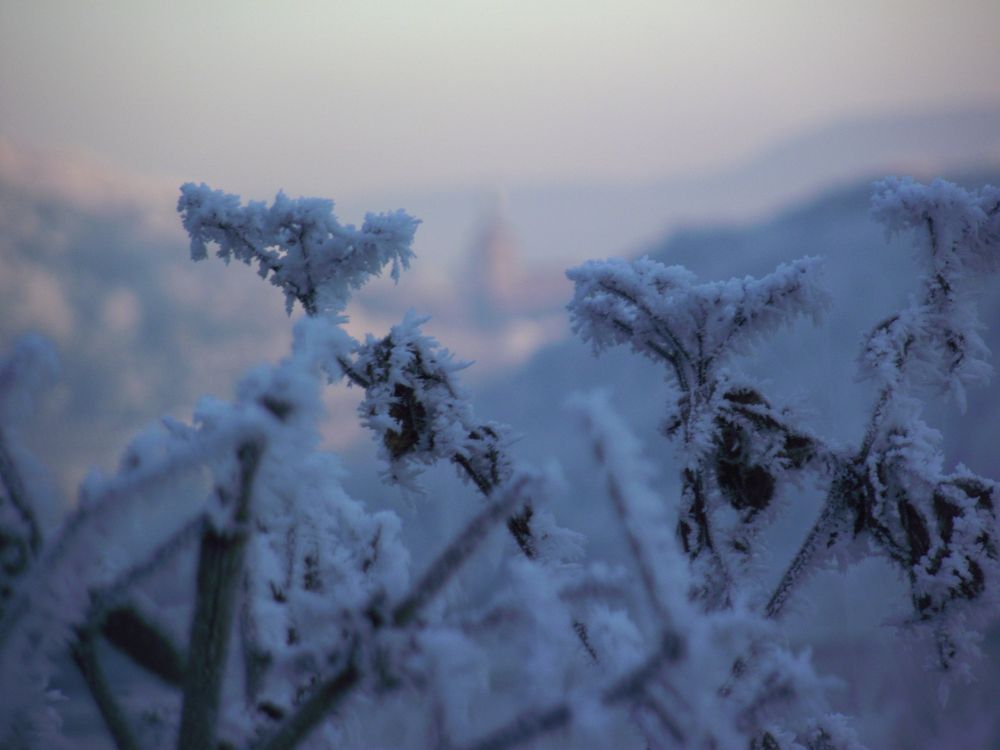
[464,190,565,328]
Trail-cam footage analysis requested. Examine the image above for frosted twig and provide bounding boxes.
[89,514,203,620]
[0,425,41,555]
[456,632,683,750]
[72,626,140,750]
[178,183,418,314]
[249,641,361,750]
[585,414,671,625]
[393,475,533,627]
[764,462,855,620]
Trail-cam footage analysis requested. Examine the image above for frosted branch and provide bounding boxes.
[567,256,828,386]
[178,183,419,314]
[353,313,513,491]
[249,643,361,750]
[864,178,1000,408]
[574,392,686,627]
[393,475,535,627]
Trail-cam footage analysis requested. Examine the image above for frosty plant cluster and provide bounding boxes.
[0,178,997,749]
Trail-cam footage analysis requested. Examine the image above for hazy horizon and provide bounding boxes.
[3,1,999,199]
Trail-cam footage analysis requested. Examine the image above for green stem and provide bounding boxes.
[177,440,263,750]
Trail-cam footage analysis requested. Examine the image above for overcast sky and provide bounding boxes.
[1,0,999,199]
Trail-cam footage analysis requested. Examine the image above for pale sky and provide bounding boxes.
[1,0,998,198]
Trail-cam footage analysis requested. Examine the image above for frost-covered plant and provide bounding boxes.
[351,312,513,496]
[0,178,996,750]
[177,183,419,315]
[568,178,1000,685]
[567,256,830,606]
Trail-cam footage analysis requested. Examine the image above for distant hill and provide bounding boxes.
[432,103,1000,269]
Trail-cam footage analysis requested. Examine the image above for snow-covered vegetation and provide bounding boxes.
[0,177,998,749]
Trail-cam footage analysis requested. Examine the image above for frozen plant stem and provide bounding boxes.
[457,633,684,750]
[591,433,670,625]
[177,440,263,750]
[249,645,360,750]
[393,476,532,628]
[764,377,907,624]
[93,515,204,611]
[71,626,140,750]
[764,476,852,621]
[0,425,41,555]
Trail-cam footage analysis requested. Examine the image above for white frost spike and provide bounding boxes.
[178,183,419,314]
[864,178,1000,410]
[570,390,689,624]
[871,177,1000,275]
[566,255,829,386]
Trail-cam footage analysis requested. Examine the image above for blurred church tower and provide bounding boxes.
[465,189,521,327]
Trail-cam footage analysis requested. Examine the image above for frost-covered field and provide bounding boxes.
[2,138,1000,747]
